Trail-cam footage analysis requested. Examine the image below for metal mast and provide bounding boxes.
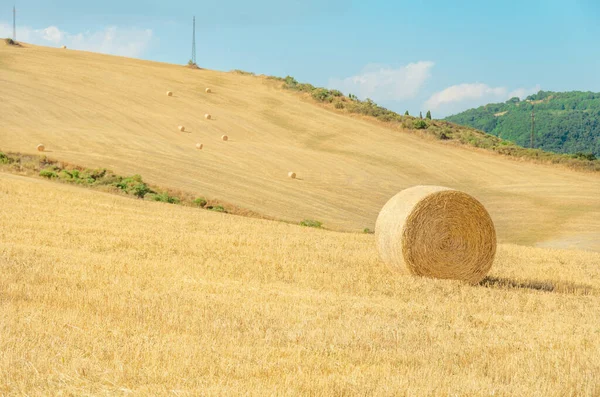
[530,106,535,149]
[191,16,196,65]
[13,5,16,41]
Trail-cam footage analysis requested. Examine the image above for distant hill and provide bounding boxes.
[445,91,600,157]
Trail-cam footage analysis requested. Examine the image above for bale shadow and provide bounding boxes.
[480,276,598,296]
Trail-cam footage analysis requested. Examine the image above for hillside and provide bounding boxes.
[2,172,600,395]
[445,91,600,157]
[1,43,599,251]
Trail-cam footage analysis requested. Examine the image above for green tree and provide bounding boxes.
[426,110,432,120]
[404,110,409,116]
[419,111,423,119]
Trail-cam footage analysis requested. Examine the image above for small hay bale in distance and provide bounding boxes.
[195,143,203,150]
[61,45,67,49]
[288,172,296,179]
[375,185,496,284]
[36,144,45,152]
[178,125,185,132]
[204,114,211,120]
[166,91,173,96]
[205,88,212,93]
[221,135,228,141]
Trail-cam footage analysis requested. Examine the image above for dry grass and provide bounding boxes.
[0,44,599,251]
[1,173,600,395]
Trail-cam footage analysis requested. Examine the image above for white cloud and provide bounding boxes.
[508,85,541,100]
[424,83,541,116]
[425,83,507,110]
[0,23,153,58]
[328,61,435,101]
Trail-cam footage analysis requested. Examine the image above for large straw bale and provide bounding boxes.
[375,185,496,284]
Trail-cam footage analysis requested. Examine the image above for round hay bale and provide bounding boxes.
[61,45,67,49]
[288,172,296,179]
[178,125,185,132]
[196,143,203,150]
[166,91,173,96]
[205,88,212,93]
[36,144,45,152]
[204,114,211,120]
[375,185,496,284]
[221,135,228,141]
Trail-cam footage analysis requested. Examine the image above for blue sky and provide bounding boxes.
[2,0,600,117]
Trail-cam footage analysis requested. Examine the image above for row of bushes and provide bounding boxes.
[266,74,599,171]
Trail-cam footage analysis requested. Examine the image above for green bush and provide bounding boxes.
[300,219,322,228]
[413,120,428,130]
[39,168,58,179]
[206,205,226,213]
[148,191,180,204]
[194,197,207,207]
[0,152,14,164]
[311,88,334,102]
[572,152,597,161]
[363,228,373,234]
[114,175,152,198]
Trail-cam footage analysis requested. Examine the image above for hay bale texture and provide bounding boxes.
[167,91,173,96]
[178,125,185,132]
[204,114,211,120]
[205,88,211,93]
[221,135,228,141]
[375,185,496,284]
[36,144,45,152]
[196,143,203,150]
[288,172,296,179]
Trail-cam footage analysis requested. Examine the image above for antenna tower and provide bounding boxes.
[13,5,16,41]
[191,16,196,65]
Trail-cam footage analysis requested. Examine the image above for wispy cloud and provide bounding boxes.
[328,62,435,101]
[508,85,541,100]
[0,23,153,58]
[424,83,541,115]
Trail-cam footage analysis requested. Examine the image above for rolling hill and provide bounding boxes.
[2,172,600,395]
[445,91,600,157]
[1,42,599,251]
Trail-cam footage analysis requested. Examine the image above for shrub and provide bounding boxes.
[39,168,58,179]
[334,101,344,109]
[300,219,322,228]
[148,191,180,204]
[572,152,597,161]
[413,120,428,130]
[114,175,152,198]
[0,152,14,164]
[5,38,17,46]
[206,205,226,213]
[58,170,73,180]
[193,197,207,207]
[311,88,333,102]
[363,228,373,234]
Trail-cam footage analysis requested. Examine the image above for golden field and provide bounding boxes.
[0,43,599,251]
[1,173,600,395]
